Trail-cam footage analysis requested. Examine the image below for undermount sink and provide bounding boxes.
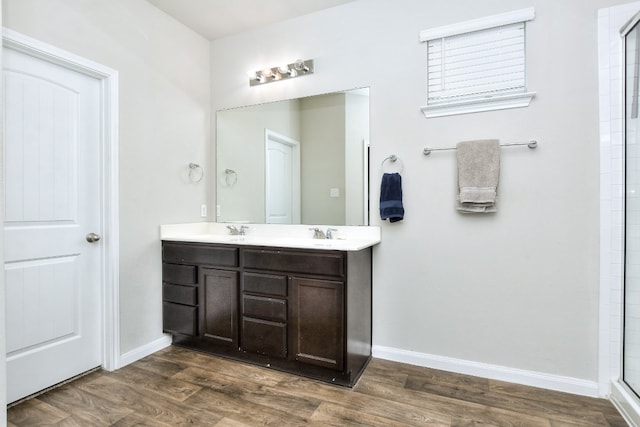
[160,223,381,251]
[188,234,253,243]
[180,234,351,248]
[184,233,232,241]
[272,237,353,249]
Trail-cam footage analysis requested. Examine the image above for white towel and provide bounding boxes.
[456,139,500,213]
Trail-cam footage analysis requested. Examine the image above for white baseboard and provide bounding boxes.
[118,334,172,368]
[611,380,640,426]
[372,345,600,397]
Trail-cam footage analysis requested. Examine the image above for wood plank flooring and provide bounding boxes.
[7,345,629,426]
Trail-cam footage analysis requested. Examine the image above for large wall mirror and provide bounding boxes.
[216,88,370,226]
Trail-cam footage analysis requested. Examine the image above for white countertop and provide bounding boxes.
[160,222,380,251]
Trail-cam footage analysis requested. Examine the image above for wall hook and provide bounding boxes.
[188,163,204,183]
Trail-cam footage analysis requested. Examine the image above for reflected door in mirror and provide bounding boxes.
[265,130,300,224]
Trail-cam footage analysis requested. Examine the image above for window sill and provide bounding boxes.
[421,92,536,118]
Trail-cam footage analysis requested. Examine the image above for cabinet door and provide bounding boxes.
[200,268,238,347]
[291,277,344,370]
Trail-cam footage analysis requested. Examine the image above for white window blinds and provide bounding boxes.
[420,8,535,118]
[427,22,525,104]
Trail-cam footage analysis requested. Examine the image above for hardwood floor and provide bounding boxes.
[7,345,628,426]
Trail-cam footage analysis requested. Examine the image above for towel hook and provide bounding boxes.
[224,168,238,186]
[188,163,204,183]
[381,154,397,166]
[382,154,403,173]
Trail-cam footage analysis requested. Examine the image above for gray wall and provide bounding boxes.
[209,0,630,382]
[300,93,346,224]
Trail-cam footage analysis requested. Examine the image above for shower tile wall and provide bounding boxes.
[626,22,640,392]
[598,2,640,390]
[599,6,640,422]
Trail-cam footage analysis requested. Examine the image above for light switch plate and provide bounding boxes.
[330,188,340,198]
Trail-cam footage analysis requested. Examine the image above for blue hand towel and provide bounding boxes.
[380,172,404,223]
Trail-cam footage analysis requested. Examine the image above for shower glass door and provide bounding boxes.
[624,18,640,397]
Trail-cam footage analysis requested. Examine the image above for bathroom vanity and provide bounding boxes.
[160,223,379,387]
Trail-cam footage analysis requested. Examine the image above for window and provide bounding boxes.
[420,8,536,118]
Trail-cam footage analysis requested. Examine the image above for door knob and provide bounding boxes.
[86,232,101,243]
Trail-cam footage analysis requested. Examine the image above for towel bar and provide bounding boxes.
[423,140,538,156]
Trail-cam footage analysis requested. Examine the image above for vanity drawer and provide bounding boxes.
[163,243,238,267]
[241,317,287,358]
[163,302,197,336]
[243,272,287,296]
[162,263,197,285]
[163,283,197,306]
[242,249,344,278]
[243,294,286,322]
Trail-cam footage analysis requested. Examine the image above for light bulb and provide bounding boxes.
[294,60,309,72]
[278,65,290,74]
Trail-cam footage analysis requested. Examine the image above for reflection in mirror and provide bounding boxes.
[216,88,370,226]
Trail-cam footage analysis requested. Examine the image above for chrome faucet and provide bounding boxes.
[325,228,338,239]
[227,225,248,235]
[309,227,326,239]
[309,227,338,239]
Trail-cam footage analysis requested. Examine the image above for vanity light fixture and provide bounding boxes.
[249,59,314,86]
[294,59,310,73]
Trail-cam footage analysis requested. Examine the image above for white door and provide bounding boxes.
[4,45,102,403]
[265,129,300,224]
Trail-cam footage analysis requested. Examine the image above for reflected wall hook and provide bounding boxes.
[188,163,204,183]
[225,168,238,186]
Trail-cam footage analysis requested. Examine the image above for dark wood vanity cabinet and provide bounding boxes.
[200,268,239,348]
[291,276,344,370]
[161,241,372,387]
